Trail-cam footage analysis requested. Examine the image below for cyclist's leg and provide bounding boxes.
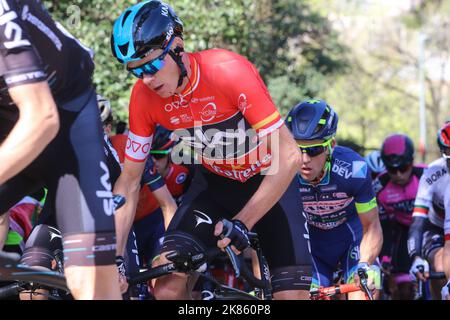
[153,189,224,300]
[133,208,165,267]
[19,223,63,300]
[390,223,414,300]
[124,228,141,299]
[423,226,445,299]
[343,241,367,300]
[0,171,42,250]
[48,90,120,300]
[254,178,312,300]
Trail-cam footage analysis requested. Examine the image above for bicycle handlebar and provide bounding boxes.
[0,282,22,299]
[310,283,361,299]
[219,220,271,290]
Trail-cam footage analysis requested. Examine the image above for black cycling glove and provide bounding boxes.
[220,219,251,252]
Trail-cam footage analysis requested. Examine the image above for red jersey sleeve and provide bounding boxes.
[127,80,156,162]
[216,52,283,137]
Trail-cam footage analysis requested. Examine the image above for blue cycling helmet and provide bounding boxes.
[365,150,385,174]
[111,0,183,65]
[285,99,338,141]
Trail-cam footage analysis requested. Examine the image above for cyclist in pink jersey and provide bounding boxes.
[373,133,426,299]
[111,1,311,299]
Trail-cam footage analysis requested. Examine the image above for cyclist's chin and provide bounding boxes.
[300,170,318,182]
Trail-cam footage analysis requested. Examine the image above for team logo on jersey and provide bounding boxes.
[0,1,31,49]
[200,103,217,122]
[426,168,447,185]
[320,184,337,192]
[352,161,367,179]
[333,192,348,199]
[349,245,360,260]
[332,159,352,179]
[170,116,181,125]
[238,93,250,114]
[164,96,189,112]
[176,172,187,184]
[193,210,213,227]
[96,161,114,216]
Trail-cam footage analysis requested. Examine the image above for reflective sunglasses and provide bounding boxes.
[442,152,450,160]
[150,149,171,160]
[127,38,174,78]
[386,163,411,174]
[298,139,332,157]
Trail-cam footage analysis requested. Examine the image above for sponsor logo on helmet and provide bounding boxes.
[165,26,174,42]
[200,103,217,122]
[161,3,169,17]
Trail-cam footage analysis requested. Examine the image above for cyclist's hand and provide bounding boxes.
[441,280,450,300]
[409,257,429,282]
[354,263,375,292]
[214,219,250,255]
[116,256,129,294]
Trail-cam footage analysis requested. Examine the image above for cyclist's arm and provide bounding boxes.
[444,239,450,280]
[113,158,146,256]
[0,82,59,184]
[408,216,427,259]
[152,186,177,230]
[358,206,383,265]
[233,125,300,229]
[0,212,10,250]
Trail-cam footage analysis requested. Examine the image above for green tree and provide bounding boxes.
[44,0,347,125]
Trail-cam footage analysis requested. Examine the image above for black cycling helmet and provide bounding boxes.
[111,0,183,65]
[285,99,338,141]
[381,134,414,168]
[152,125,175,151]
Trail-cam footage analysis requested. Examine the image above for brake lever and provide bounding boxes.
[357,268,373,300]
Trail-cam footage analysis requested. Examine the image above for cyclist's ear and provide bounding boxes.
[331,138,337,148]
[174,46,184,54]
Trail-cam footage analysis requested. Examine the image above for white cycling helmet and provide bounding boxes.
[365,150,385,175]
[97,94,112,123]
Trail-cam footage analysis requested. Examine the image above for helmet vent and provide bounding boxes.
[118,43,129,56]
[122,10,132,27]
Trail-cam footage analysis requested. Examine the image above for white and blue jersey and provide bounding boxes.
[298,146,377,288]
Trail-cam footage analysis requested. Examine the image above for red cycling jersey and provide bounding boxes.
[126,49,283,182]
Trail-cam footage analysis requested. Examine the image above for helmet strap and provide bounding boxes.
[168,47,187,87]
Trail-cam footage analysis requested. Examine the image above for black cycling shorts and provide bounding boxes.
[0,88,116,267]
[161,167,312,293]
[422,221,444,260]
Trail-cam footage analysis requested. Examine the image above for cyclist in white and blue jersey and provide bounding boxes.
[286,99,383,299]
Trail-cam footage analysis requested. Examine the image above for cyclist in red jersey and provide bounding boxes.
[111,1,311,299]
